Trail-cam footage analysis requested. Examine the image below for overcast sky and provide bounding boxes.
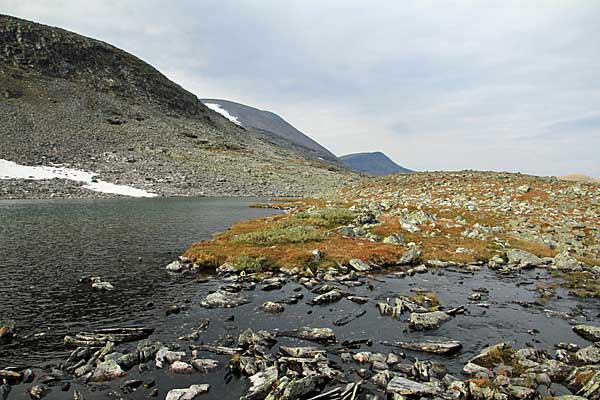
[3,0,599,176]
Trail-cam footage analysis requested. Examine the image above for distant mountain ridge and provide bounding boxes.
[201,99,338,162]
[340,152,412,176]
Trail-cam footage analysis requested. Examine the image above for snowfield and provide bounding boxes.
[204,103,242,126]
[0,159,157,198]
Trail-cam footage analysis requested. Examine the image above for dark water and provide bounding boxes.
[0,198,599,399]
[0,197,277,366]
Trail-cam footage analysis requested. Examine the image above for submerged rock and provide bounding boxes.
[408,311,450,331]
[200,290,250,308]
[166,384,210,400]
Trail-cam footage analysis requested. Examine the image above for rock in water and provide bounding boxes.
[0,320,16,342]
[573,325,600,342]
[392,340,462,354]
[260,301,285,313]
[277,327,335,342]
[409,311,450,331]
[242,366,278,400]
[387,376,440,396]
[200,290,250,308]
[349,259,371,272]
[166,384,210,400]
[309,290,343,305]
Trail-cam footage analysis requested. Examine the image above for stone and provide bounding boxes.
[517,184,531,193]
[506,249,542,267]
[392,340,462,355]
[191,359,219,372]
[398,246,422,265]
[573,325,600,342]
[260,301,284,313]
[386,376,440,396]
[408,311,450,331]
[280,375,322,400]
[554,250,584,271]
[165,384,210,400]
[91,359,125,382]
[349,259,371,272]
[166,260,185,272]
[91,280,115,291]
[200,290,250,308]
[27,385,49,399]
[0,320,16,342]
[383,234,405,245]
[242,366,278,400]
[309,289,343,305]
[155,347,186,368]
[277,327,335,342]
[575,344,600,364]
[170,361,194,374]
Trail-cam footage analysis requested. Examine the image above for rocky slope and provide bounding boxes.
[340,151,412,176]
[0,14,356,198]
[201,99,339,163]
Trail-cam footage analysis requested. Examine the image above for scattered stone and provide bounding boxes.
[386,376,440,396]
[165,384,210,400]
[200,290,250,308]
[409,311,451,331]
[309,290,343,305]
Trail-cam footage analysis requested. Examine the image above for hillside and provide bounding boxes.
[201,99,338,163]
[340,151,412,175]
[0,14,356,198]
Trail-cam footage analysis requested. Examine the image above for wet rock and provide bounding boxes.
[200,290,250,308]
[91,358,126,382]
[506,249,542,268]
[242,366,278,400]
[386,376,440,396]
[347,295,369,304]
[191,359,219,372]
[349,259,371,272]
[413,264,428,273]
[408,311,450,331]
[280,375,322,400]
[0,369,21,384]
[392,339,462,355]
[260,301,285,313]
[463,362,492,377]
[279,346,325,358]
[170,361,194,374]
[165,384,210,400]
[73,390,84,400]
[309,289,343,305]
[27,385,49,399]
[398,246,422,265]
[469,342,513,368]
[137,339,162,362]
[64,327,154,347]
[261,277,285,291]
[91,277,115,291]
[277,327,335,343]
[573,324,600,342]
[0,320,16,342]
[166,260,185,273]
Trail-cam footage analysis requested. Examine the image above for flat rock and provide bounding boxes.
[506,249,542,267]
[200,290,250,308]
[393,339,462,355]
[386,376,440,396]
[166,384,210,400]
[573,325,600,342]
[408,311,450,331]
[349,259,371,272]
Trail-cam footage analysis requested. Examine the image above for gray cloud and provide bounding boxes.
[2,0,599,176]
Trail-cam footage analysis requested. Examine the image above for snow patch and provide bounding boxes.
[204,103,242,126]
[0,159,157,198]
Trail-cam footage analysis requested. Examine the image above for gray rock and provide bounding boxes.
[191,359,219,372]
[398,246,422,265]
[309,289,343,305]
[166,384,210,400]
[349,259,371,272]
[91,281,114,291]
[392,340,462,355]
[386,376,440,396]
[506,248,542,267]
[575,345,600,364]
[554,250,584,271]
[242,366,278,400]
[91,359,125,382]
[408,311,450,331]
[166,260,185,272]
[260,301,285,313]
[383,234,405,245]
[277,327,335,342]
[170,361,194,374]
[200,290,250,308]
[573,325,600,342]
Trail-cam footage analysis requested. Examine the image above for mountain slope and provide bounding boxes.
[340,152,412,176]
[201,99,338,162]
[0,14,356,197]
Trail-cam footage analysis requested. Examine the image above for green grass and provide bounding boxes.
[232,254,278,272]
[285,208,356,229]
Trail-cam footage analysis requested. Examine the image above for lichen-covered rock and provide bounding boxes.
[386,376,441,396]
[260,301,285,313]
[408,311,450,330]
[554,250,584,271]
[200,290,250,308]
[573,325,600,342]
[166,384,210,400]
[506,249,542,267]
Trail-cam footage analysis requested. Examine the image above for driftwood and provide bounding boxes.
[64,327,154,347]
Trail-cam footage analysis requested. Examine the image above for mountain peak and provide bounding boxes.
[340,152,412,176]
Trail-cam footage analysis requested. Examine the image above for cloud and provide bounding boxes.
[2,0,599,176]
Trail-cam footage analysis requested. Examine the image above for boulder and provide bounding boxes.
[386,376,440,396]
[170,361,194,374]
[392,340,462,355]
[260,301,284,313]
[309,290,343,305]
[408,311,450,331]
[554,251,584,271]
[166,384,210,400]
[91,359,125,382]
[191,359,219,372]
[575,345,600,364]
[506,249,542,267]
[242,366,278,400]
[200,290,250,308]
[573,325,600,342]
[383,234,405,245]
[349,259,371,272]
[398,246,422,265]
